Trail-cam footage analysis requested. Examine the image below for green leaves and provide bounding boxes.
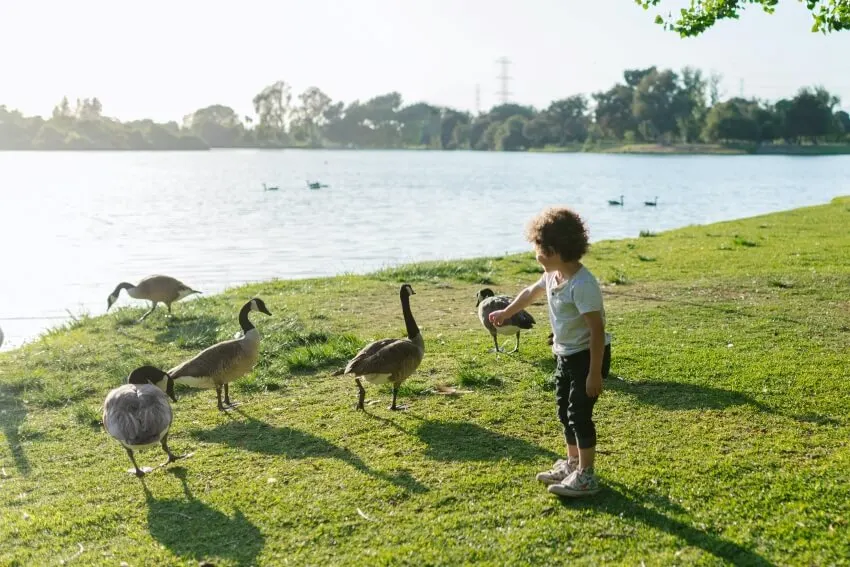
[640,0,849,37]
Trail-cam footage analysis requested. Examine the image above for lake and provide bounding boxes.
[0,149,847,350]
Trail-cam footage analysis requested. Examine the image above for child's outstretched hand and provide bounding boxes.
[489,310,508,327]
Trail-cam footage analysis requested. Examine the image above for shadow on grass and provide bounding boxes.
[607,376,840,425]
[0,384,30,476]
[155,315,222,349]
[562,480,772,566]
[190,410,427,494]
[413,419,558,462]
[143,467,264,566]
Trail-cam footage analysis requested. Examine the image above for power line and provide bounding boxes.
[496,57,512,104]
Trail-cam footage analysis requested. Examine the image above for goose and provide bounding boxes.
[107,275,201,322]
[475,288,536,353]
[644,196,658,206]
[307,181,328,190]
[103,365,180,477]
[263,183,279,191]
[608,195,624,206]
[337,284,424,411]
[168,298,272,411]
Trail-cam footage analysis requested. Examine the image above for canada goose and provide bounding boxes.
[263,183,279,191]
[107,275,201,322]
[608,195,624,206]
[307,181,327,190]
[168,298,272,411]
[337,284,424,411]
[475,288,536,353]
[644,196,658,206]
[103,365,179,477]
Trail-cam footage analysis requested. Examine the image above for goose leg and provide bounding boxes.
[489,333,502,353]
[223,383,239,408]
[389,384,408,411]
[215,385,227,411]
[160,434,178,466]
[139,302,157,322]
[355,378,366,410]
[509,331,521,354]
[124,447,149,477]
[165,302,173,318]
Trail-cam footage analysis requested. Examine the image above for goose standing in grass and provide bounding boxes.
[644,196,658,206]
[107,275,201,322]
[103,365,180,477]
[168,298,272,411]
[608,195,624,206]
[476,288,536,353]
[337,284,424,411]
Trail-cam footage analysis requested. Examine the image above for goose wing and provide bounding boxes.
[345,338,423,376]
[169,339,245,379]
[479,295,535,329]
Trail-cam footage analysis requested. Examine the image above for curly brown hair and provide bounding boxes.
[524,206,589,262]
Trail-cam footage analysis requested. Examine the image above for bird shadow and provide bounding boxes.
[142,467,264,566]
[190,409,427,494]
[560,480,772,566]
[364,412,558,463]
[155,314,223,350]
[0,384,30,476]
[607,375,840,426]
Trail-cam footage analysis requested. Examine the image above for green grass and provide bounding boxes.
[2,197,850,565]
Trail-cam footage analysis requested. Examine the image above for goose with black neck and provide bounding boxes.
[336,283,425,411]
[168,298,272,411]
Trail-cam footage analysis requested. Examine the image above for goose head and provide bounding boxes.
[127,365,176,402]
[400,284,416,299]
[475,288,496,307]
[249,297,273,316]
[107,282,133,311]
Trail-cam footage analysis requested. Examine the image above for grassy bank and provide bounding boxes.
[2,198,849,565]
[596,142,850,156]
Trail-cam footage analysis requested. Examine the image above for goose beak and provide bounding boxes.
[259,305,272,316]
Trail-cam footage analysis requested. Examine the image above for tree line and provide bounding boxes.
[1,67,849,152]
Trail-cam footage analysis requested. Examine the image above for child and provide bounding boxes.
[489,206,611,497]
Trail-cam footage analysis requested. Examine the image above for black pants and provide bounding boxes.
[554,344,611,449]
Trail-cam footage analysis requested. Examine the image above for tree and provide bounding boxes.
[637,0,850,36]
[252,81,292,144]
[184,105,244,147]
[546,95,590,144]
[294,87,332,146]
[702,99,761,142]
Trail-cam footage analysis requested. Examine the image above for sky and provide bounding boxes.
[1,0,849,122]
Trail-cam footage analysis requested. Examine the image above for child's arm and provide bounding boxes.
[488,277,546,327]
[583,311,605,397]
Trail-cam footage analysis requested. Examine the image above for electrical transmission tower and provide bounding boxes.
[496,57,512,104]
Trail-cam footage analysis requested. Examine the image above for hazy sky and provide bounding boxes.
[2,0,849,121]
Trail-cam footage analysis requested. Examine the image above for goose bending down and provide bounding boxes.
[168,298,272,411]
[608,195,624,206]
[103,365,180,477]
[644,196,658,206]
[107,275,201,322]
[337,284,424,411]
[476,288,536,353]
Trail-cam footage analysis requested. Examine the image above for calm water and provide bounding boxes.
[0,149,847,350]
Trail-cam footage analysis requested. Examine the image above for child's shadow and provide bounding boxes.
[562,480,772,566]
[143,467,264,566]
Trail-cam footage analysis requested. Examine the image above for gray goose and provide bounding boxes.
[107,275,201,321]
[168,298,272,411]
[338,284,424,411]
[102,365,180,477]
[475,287,536,353]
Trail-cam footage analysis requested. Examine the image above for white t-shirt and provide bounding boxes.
[534,266,611,356]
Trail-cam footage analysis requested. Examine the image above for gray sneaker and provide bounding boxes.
[547,467,601,497]
[536,457,578,485]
